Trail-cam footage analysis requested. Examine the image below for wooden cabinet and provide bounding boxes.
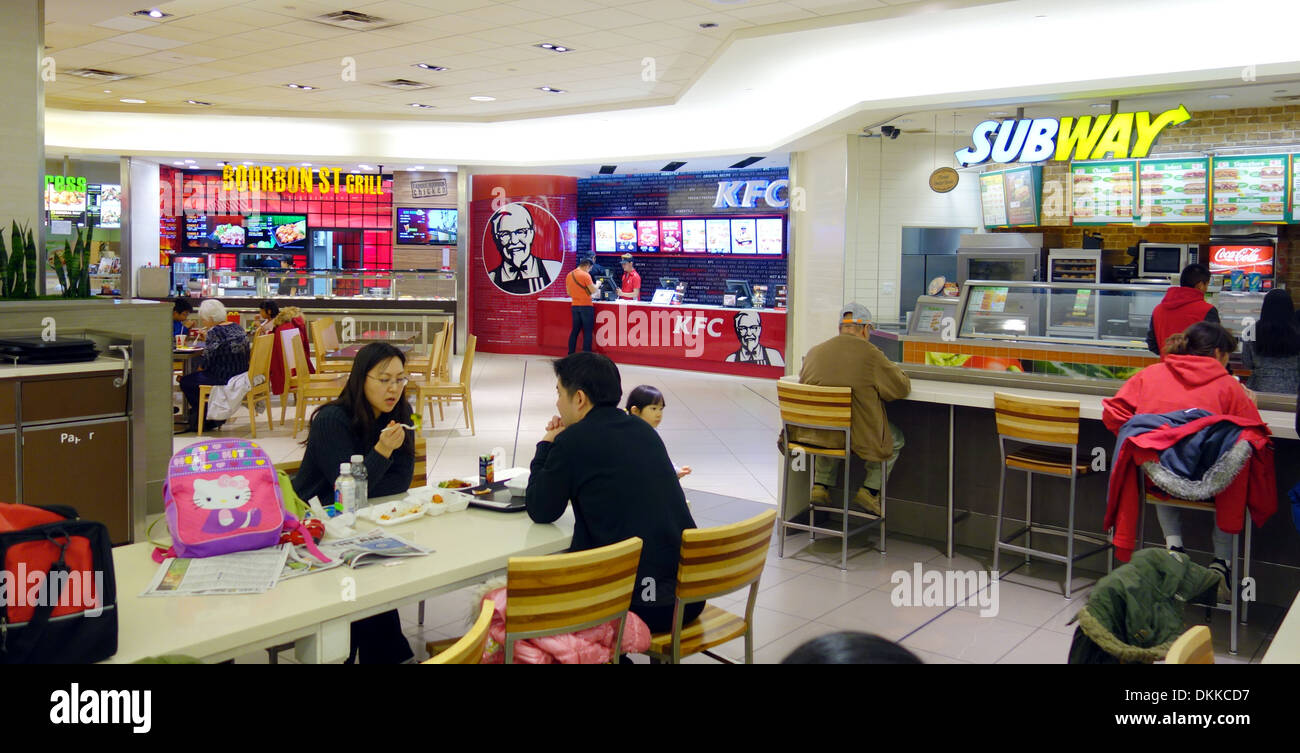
[0,431,15,502]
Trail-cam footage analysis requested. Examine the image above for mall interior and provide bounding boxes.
[4,0,1300,665]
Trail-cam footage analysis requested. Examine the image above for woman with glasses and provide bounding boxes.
[291,342,417,663]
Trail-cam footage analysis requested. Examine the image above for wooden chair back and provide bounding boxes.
[675,510,776,604]
[425,600,495,665]
[776,381,851,430]
[310,317,340,356]
[417,326,445,381]
[993,391,1080,445]
[458,334,477,388]
[505,537,643,664]
[411,432,427,488]
[435,321,453,379]
[248,333,274,384]
[1166,625,1214,664]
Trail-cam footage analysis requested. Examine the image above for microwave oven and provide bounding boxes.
[1137,243,1198,278]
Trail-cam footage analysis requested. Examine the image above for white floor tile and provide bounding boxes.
[901,609,1037,663]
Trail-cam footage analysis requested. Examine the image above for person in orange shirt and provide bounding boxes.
[566,257,601,354]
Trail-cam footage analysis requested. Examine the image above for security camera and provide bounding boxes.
[881,125,900,139]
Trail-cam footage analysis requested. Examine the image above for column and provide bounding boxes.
[0,1,45,291]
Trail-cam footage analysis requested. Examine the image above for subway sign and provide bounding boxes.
[955,105,1191,167]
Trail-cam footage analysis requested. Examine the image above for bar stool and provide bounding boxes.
[776,381,886,571]
[992,392,1111,599]
[1137,470,1251,656]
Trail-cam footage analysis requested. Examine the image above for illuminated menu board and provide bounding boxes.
[730,218,756,254]
[1071,160,1135,224]
[1003,166,1040,226]
[979,171,1008,228]
[1211,155,1287,223]
[1137,158,1208,223]
[705,219,731,254]
[681,220,706,253]
[1292,154,1300,222]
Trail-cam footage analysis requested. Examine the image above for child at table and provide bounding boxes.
[626,385,690,479]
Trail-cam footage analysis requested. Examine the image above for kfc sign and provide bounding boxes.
[713,179,789,209]
[1209,245,1274,274]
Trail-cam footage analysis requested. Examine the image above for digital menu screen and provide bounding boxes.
[636,220,660,253]
[186,215,245,249]
[756,218,783,254]
[1072,161,1135,223]
[396,207,457,245]
[1138,158,1208,223]
[614,220,636,253]
[659,220,681,253]
[86,184,121,228]
[681,220,706,253]
[593,220,616,253]
[979,171,1008,228]
[706,219,731,254]
[246,214,307,250]
[730,218,757,254]
[1292,154,1300,222]
[1211,155,1287,223]
[46,182,86,220]
[1003,167,1039,226]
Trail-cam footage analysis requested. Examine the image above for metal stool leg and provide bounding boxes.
[993,453,1007,577]
[1241,509,1252,626]
[1229,530,1239,656]
[1025,472,1033,565]
[879,460,887,556]
[840,457,850,571]
[1064,468,1077,600]
[778,442,791,560]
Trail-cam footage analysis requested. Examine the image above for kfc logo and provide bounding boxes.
[482,202,566,296]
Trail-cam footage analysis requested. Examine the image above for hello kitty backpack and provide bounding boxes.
[154,439,327,563]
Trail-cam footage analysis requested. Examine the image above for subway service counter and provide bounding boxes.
[793,280,1299,612]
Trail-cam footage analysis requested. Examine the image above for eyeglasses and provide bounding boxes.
[367,375,409,389]
[737,325,762,335]
[494,227,532,244]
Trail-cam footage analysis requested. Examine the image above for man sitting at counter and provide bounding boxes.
[1146,264,1220,355]
[791,303,910,515]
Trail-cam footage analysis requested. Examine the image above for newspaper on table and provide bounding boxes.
[141,545,290,597]
[313,529,432,569]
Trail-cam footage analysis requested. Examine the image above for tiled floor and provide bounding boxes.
[184,352,1283,664]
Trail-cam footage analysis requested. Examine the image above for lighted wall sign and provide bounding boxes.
[712,179,789,209]
[221,164,386,195]
[955,105,1191,167]
[45,174,87,192]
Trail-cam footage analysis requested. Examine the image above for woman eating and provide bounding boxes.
[291,342,416,663]
[177,299,250,434]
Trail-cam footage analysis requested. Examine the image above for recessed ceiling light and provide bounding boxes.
[119,98,146,104]
[470,95,495,102]
[534,43,571,52]
[538,86,565,93]
[413,63,446,71]
[1091,103,1112,109]
[285,83,316,90]
[350,170,360,174]
[359,164,373,171]
[408,103,435,109]
[102,89,112,94]
[133,8,171,19]
[173,161,184,165]
[989,111,1009,116]
[1208,93,1231,99]
[301,163,312,167]
[699,22,718,28]
[184,159,196,164]
[185,99,211,106]
[242,161,253,166]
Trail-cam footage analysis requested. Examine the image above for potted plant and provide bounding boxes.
[0,221,39,299]
[48,217,96,298]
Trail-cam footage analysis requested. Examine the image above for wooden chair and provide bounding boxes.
[776,381,885,571]
[197,333,274,438]
[417,334,476,435]
[645,510,777,664]
[310,317,351,374]
[423,600,495,665]
[281,329,346,427]
[434,322,453,380]
[1166,625,1214,664]
[405,323,445,378]
[503,537,643,664]
[992,392,1111,600]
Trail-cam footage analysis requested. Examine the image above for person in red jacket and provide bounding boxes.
[1145,264,1220,355]
[257,300,313,396]
[1103,322,1260,587]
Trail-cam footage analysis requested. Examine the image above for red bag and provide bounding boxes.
[0,503,117,664]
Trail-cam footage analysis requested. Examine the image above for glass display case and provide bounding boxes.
[906,295,961,338]
[200,268,455,301]
[957,281,1167,348]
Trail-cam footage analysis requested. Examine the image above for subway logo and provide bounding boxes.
[955,105,1191,167]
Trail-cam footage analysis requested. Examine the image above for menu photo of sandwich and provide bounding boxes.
[1214,167,1239,179]
[1140,184,1165,195]
[1259,201,1286,214]
[1213,181,1241,193]
[1140,203,1168,217]
[1260,166,1286,179]
[1140,172,1166,181]
[1257,182,1286,193]
[1181,204,1207,217]
[1213,203,1240,217]
[1181,181,1207,194]
[1183,169,1206,179]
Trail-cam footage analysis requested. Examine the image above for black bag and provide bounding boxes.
[0,503,118,664]
[0,336,99,365]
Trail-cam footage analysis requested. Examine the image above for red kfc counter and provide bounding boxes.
[537,298,787,378]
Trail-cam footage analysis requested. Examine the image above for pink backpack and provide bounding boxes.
[154,439,328,563]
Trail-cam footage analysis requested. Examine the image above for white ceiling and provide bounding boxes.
[45,0,940,119]
[44,0,1300,166]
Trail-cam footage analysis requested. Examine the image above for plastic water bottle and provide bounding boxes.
[350,454,368,510]
[334,462,356,515]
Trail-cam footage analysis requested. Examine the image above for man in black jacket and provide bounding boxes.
[526,352,703,634]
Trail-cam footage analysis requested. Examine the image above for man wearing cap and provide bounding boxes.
[617,254,641,301]
[788,303,910,515]
[566,257,601,354]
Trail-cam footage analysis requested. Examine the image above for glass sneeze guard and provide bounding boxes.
[956,280,1168,349]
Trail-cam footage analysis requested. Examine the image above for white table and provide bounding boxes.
[1262,590,1300,663]
[106,473,573,663]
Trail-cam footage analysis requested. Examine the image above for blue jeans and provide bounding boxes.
[569,305,595,354]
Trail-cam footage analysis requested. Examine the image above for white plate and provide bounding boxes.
[361,499,427,525]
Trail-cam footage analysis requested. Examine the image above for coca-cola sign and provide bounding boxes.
[1209,244,1273,274]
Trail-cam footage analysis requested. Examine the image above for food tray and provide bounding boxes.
[360,499,428,526]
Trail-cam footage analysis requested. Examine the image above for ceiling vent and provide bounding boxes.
[312,10,394,31]
[375,79,432,91]
[1271,95,1300,102]
[67,68,132,82]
